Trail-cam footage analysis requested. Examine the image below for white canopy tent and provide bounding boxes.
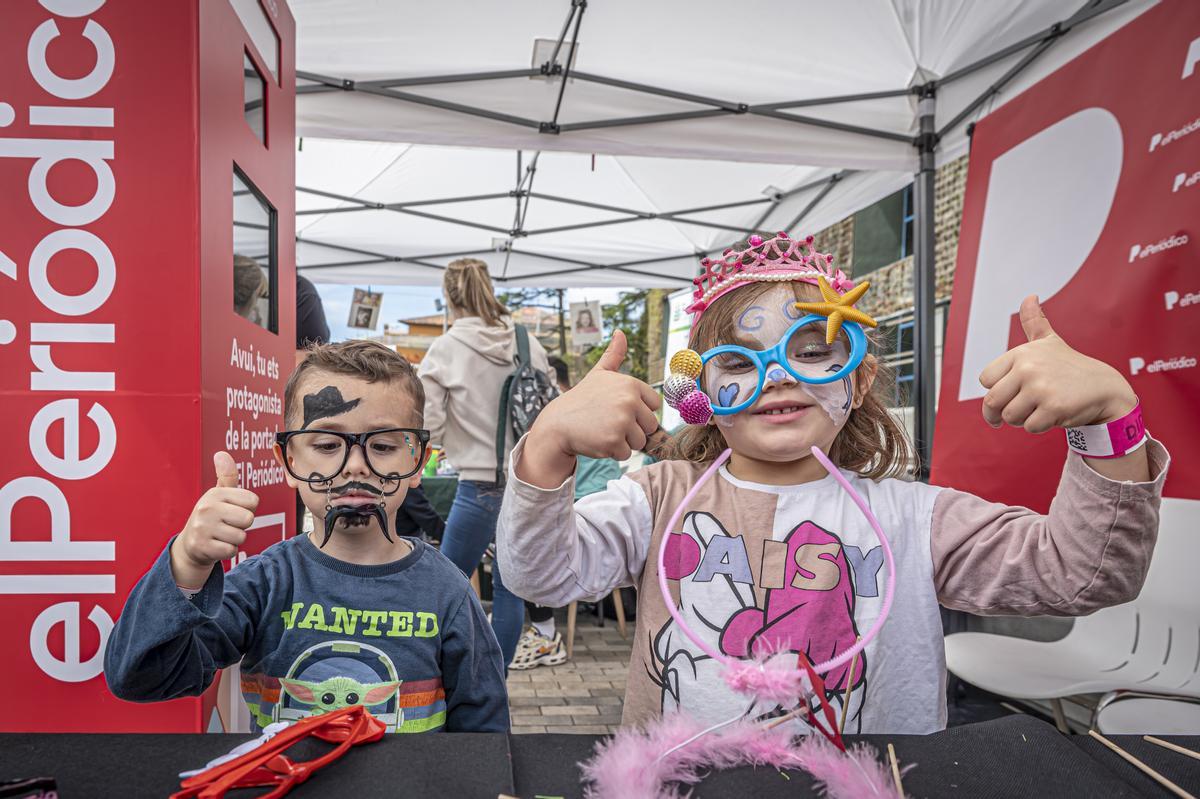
[287,0,1152,471]
[291,0,1150,289]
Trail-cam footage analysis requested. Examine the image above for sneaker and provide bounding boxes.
[509,628,567,670]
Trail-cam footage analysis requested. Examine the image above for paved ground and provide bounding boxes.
[507,613,634,735]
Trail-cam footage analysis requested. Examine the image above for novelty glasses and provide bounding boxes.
[700,314,866,414]
[275,428,430,483]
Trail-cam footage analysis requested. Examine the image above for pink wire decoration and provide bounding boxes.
[656,445,896,679]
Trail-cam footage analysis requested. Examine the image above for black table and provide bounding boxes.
[1,716,1196,798]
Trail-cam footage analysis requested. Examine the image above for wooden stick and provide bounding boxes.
[1145,735,1200,763]
[838,650,859,734]
[1088,730,1196,799]
[887,743,903,796]
[763,706,805,730]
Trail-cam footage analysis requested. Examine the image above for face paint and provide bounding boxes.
[737,286,797,348]
[736,305,767,332]
[796,375,853,426]
[302,385,361,429]
[716,383,741,408]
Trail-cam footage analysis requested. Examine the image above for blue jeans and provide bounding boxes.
[440,479,523,666]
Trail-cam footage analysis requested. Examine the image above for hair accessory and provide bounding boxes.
[663,348,713,424]
[1065,401,1147,459]
[792,275,878,344]
[686,232,856,322]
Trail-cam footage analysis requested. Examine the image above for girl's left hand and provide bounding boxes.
[978,295,1138,434]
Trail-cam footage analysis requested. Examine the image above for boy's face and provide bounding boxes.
[707,284,876,464]
[274,371,427,541]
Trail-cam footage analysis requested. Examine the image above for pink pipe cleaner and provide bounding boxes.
[582,445,908,798]
[656,445,896,682]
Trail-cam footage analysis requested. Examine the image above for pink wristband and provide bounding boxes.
[1065,401,1146,459]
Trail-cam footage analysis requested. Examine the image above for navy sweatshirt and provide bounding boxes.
[104,535,509,733]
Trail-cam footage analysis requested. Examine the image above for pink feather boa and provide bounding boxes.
[722,655,813,706]
[580,714,904,799]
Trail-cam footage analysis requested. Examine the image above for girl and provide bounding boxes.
[419,258,553,667]
[497,233,1168,734]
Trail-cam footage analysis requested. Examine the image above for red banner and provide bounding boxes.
[0,0,294,731]
[932,0,1200,514]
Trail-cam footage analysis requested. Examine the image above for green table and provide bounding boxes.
[422,475,459,520]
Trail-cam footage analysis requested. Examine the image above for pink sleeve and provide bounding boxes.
[931,439,1170,616]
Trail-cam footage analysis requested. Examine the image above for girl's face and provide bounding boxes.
[704,284,871,463]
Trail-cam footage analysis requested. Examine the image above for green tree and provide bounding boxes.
[584,289,650,382]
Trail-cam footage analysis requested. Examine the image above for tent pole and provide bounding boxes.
[912,89,938,481]
[557,289,567,355]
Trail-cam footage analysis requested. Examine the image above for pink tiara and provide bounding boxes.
[685,232,855,320]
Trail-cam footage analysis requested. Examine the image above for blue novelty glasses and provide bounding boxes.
[699,315,867,415]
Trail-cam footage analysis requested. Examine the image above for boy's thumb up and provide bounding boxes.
[1019,295,1058,342]
[591,329,628,374]
[213,451,239,488]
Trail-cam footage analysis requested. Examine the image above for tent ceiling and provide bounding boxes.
[290,0,1152,288]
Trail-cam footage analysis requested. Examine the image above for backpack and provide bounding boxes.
[495,324,558,483]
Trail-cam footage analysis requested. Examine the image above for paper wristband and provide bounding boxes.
[1065,402,1146,459]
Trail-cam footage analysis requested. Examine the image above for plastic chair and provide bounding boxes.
[565,591,627,659]
[945,497,1200,733]
[1094,691,1200,734]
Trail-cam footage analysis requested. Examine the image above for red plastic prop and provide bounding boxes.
[171,706,386,799]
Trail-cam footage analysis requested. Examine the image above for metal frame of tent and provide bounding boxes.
[288,0,1129,477]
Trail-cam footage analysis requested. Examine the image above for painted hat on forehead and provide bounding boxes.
[685,232,857,324]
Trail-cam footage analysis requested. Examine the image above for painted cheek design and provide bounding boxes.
[802,378,853,425]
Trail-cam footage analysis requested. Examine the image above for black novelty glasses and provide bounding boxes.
[275,428,430,483]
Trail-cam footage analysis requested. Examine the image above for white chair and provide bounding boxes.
[1093,691,1200,735]
[945,497,1200,733]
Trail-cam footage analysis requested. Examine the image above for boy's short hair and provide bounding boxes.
[285,340,425,428]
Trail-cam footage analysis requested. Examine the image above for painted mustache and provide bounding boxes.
[330,481,383,498]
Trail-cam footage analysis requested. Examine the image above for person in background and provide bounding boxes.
[417,259,553,668]
[295,273,331,357]
[510,357,622,670]
[233,255,267,324]
[394,484,446,543]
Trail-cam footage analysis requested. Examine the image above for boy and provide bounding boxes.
[105,341,509,733]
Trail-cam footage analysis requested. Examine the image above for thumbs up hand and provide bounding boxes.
[170,452,261,589]
[518,330,663,489]
[978,295,1137,434]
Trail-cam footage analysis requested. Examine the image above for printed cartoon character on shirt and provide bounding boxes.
[273,641,404,731]
[653,512,866,732]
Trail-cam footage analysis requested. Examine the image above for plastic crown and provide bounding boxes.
[685,232,855,321]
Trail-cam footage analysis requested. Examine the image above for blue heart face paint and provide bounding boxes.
[717,383,740,408]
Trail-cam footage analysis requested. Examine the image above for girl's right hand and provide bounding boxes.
[169,451,260,589]
[520,331,662,489]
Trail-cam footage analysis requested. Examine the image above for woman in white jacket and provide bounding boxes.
[418,259,552,666]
